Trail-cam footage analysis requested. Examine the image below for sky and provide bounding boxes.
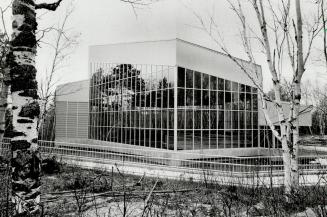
[1,0,327,93]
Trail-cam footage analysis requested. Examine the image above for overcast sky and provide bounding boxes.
[1,0,326,92]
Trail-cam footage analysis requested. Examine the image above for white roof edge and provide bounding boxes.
[88,38,261,69]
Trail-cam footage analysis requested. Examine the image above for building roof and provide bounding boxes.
[89,38,262,87]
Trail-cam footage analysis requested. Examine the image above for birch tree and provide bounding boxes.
[192,0,322,193]
[7,1,64,215]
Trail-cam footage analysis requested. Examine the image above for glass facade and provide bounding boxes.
[89,63,175,150]
[177,67,259,150]
[89,64,260,151]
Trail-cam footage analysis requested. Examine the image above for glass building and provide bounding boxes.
[89,63,259,151]
[53,39,312,157]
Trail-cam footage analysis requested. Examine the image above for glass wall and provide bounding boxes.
[177,67,259,150]
[89,63,175,150]
[89,64,260,151]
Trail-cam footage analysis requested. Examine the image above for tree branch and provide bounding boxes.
[35,0,63,11]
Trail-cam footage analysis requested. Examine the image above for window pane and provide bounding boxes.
[203,130,210,149]
[218,130,224,149]
[210,76,217,90]
[202,110,209,129]
[246,85,251,92]
[194,71,201,89]
[232,111,238,129]
[178,89,185,107]
[194,90,201,106]
[186,110,193,129]
[186,89,193,106]
[225,92,232,110]
[210,91,217,109]
[194,111,201,129]
[210,130,217,149]
[177,130,185,150]
[186,69,193,88]
[194,130,201,150]
[246,111,252,129]
[253,94,258,110]
[178,110,185,129]
[177,67,185,88]
[239,93,245,110]
[239,111,245,129]
[218,111,224,129]
[218,78,224,90]
[253,112,258,129]
[232,92,239,110]
[240,84,246,92]
[218,91,224,109]
[203,73,209,89]
[225,80,231,91]
[246,93,252,110]
[233,130,239,148]
[210,110,217,129]
[225,130,232,148]
[169,89,174,108]
[169,110,174,129]
[202,90,209,107]
[185,130,193,150]
[246,130,252,147]
[232,82,238,92]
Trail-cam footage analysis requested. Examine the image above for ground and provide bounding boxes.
[40,162,327,217]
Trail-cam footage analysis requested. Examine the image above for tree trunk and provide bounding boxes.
[9,0,41,215]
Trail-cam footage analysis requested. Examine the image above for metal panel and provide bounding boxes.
[55,101,89,139]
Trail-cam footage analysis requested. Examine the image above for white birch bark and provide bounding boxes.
[8,0,63,215]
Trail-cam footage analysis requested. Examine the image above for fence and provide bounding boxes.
[2,138,327,186]
[37,140,327,186]
[0,138,12,216]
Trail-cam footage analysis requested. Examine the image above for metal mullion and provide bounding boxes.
[143,65,146,147]
[96,62,99,140]
[121,64,124,144]
[114,64,118,143]
[154,65,157,149]
[161,66,163,149]
[138,65,141,146]
[129,68,132,145]
[192,71,195,151]
[208,74,211,150]
[238,86,240,148]
[200,73,203,151]
[223,79,226,149]
[184,68,186,151]
[166,67,172,151]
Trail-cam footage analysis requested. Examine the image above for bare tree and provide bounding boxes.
[38,2,79,129]
[192,0,323,194]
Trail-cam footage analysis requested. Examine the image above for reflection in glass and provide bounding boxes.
[90,64,260,151]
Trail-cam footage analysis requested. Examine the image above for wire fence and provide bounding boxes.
[36,139,327,186]
[2,138,327,187]
[0,138,12,217]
